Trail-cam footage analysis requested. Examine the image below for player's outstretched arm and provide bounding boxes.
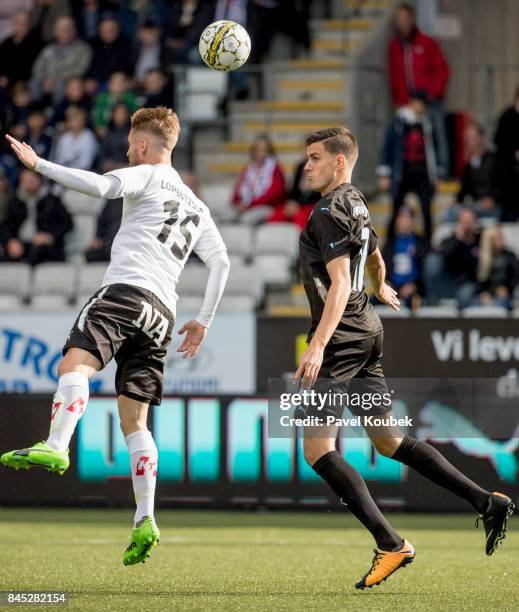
[366,247,400,311]
[6,134,123,199]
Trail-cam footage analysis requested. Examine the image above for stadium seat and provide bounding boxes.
[511,307,519,319]
[255,254,293,286]
[374,305,411,318]
[200,183,234,221]
[431,223,454,249]
[176,264,210,297]
[415,305,459,318]
[254,223,300,259]
[180,67,228,121]
[30,295,70,309]
[62,189,104,216]
[219,224,254,258]
[0,262,32,301]
[77,263,109,297]
[0,295,22,309]
[501,223,519,258]
[219,295,256,312]
[31,263,75,301]
[225,263,263,303]
[66,214,96,258]
[461,305,509,318]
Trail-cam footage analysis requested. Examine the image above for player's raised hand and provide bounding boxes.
[5,134,38,170]
[177,319,207,358]
[376,282,400,311]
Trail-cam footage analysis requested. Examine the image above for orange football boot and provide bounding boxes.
[355,539,415,589]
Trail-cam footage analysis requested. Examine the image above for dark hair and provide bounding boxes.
[305,126,358,165]
[396,2,416,17]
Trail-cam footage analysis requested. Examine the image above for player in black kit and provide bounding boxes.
[294,127,514,589]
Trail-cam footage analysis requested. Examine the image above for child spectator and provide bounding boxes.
[51,77,92,130]
[140,69,170,108]
[53,106,98,171]
[382,207,427,308]
[24,108,54,160]
[93,71,137,137]
[97,103,131,173]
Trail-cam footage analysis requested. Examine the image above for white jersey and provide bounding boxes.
[101,164,226,316]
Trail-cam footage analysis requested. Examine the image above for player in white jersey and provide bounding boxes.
[1,107,230,565]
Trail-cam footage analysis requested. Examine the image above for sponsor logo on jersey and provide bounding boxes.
[352,203,369,219]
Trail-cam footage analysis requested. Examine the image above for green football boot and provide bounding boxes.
[123,516,160,566]
[0,441,69,475]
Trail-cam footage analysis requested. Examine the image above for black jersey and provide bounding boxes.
[299,183,383,343]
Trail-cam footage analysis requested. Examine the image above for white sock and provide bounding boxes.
[125,429,158,527]
[46,372,89,451]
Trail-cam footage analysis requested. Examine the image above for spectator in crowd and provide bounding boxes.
[97,103,130,172]
[0,0,34,43]
[247,0,278,63]
[477,226,519,310]
[378,90,438,243]
[84,197,122,262]
[50,76,92,129]
[444,123,500,222]
[140,68,170,107]
[439,207,481,308]
[72,0,117,41]
[34,0,72,42]
[162,0,215,65]
[0,169,11,224]
[388,2,449,175]
[4,82,32,139]
[0,169,73,266]
[232,134,286,224]
[494,86,519,221]
[0,11,43,88]
[31,15,92,102]
[382,207,427,308]
[267,155,318,230]
[85,13,133,91]
[134,20,162,84]
[24,108,53,160]
[53,106,98,170]
[93,71,137,136]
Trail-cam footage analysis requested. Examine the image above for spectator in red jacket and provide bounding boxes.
[388,2,450,176]
[232,134,286,224]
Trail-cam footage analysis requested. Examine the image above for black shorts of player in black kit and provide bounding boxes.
[63,283,174,405]
[316,332,391,419]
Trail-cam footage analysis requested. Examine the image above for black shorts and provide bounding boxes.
[300,333,390,421]
[63,283,174,405]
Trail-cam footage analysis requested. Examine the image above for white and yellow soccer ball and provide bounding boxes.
[199,20,251,72]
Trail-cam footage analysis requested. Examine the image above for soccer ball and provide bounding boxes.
[199,20,251,72]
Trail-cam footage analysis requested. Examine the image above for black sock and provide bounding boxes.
[392,435,491,513]
[312,450,403,551]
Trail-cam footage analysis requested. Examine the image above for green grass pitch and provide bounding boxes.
[0,508,517,611]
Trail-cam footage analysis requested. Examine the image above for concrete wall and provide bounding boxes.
[433,0,519,130]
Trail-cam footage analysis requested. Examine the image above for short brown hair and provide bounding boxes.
[305,126,358,165]
[131,106,180,149]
